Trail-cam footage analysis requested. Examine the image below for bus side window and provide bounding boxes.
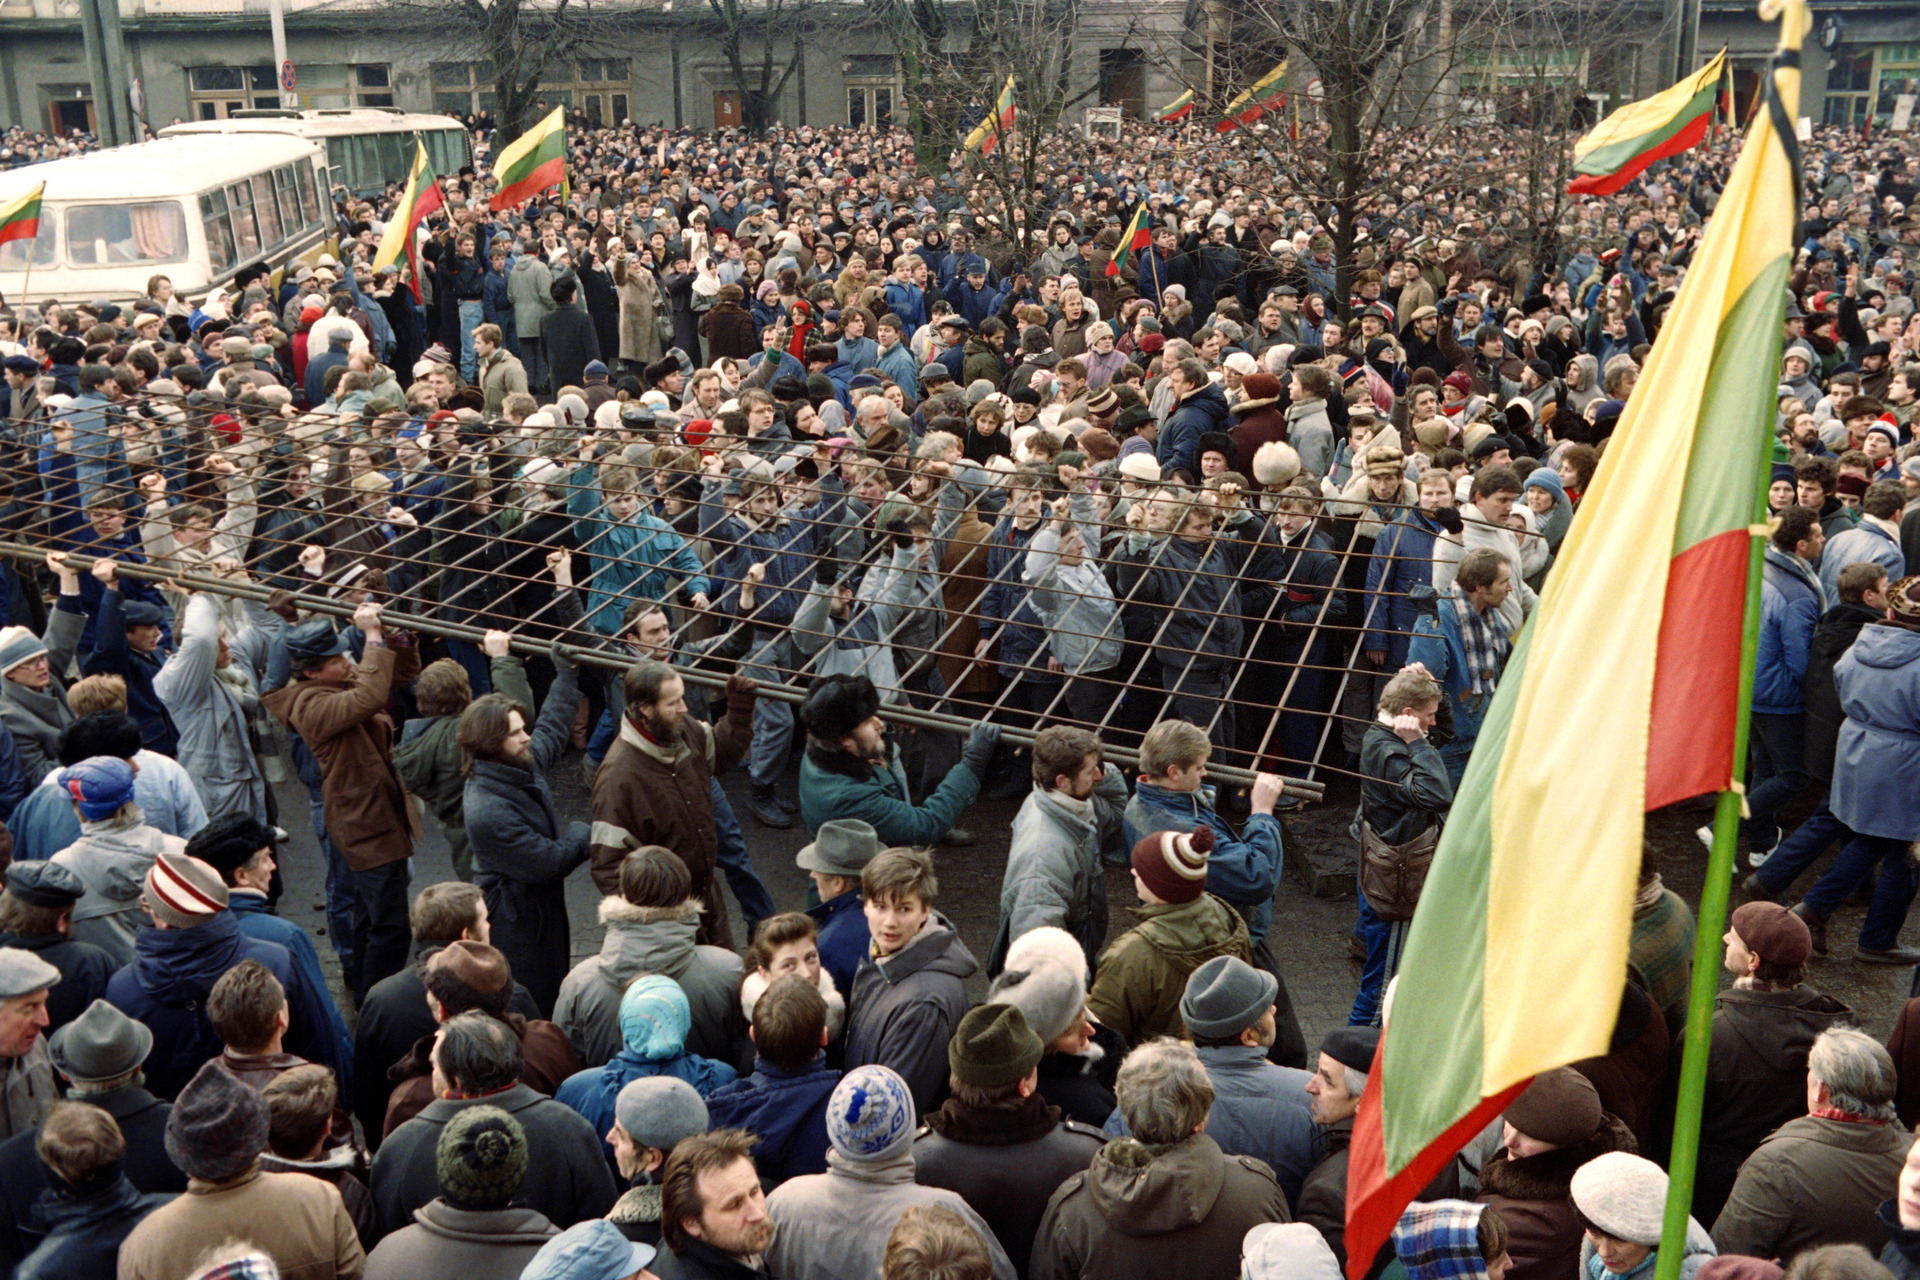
[227,182,262,259]
[251,172,284,251]
[296,160,321,228]
[201,189,236,275]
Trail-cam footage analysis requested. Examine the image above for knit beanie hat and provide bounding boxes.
[948,1003,1044,1088]
[165,1058,269,1182]
[1569,1151,1668,1246]
[59,756,137,822]
[1132,826,1213,904]
[0,626,46,676]
[827,1065,915,1162]
[618,974,692,1061]
[987,927,1089,1045]
[614,1076,709,1153]
[143,852,229,928]
[436,1104,527,1210]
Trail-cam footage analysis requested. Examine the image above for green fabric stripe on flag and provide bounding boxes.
[500,128,566,188]
[1669,256,1790,555]
[1378,628,1533,1170]
[1574,84,1719,177]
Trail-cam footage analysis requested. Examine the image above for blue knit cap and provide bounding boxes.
[618,975,691,1061]
[59,757,137,821]
[826,1064,915,1162]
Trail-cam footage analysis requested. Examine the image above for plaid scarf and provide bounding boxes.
[1392,1200,1489,1280]
[1451,584,1510,699]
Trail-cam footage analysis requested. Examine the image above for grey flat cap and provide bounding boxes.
[0,947,60,1000]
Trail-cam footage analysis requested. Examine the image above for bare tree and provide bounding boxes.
[701,0,813,131]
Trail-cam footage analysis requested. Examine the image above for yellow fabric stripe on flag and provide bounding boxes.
[1575,49,1728,168]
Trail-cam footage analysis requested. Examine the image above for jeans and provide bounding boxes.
[1743,711,1809,848]
[446,638,493,696]
[742,635,795,792]
[1439,739,1473,791]
[351,859,413,1002]
[458,300,483,382]
[1800,834,1919,949]
[293,736,356,969]
[1351,878,1409,1027]
[711,778,774,937]
[1753,797,1858,894]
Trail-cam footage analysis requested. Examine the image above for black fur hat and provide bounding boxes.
[801,674,881,742]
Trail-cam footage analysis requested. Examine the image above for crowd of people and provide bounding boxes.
[0,102,1913,1280]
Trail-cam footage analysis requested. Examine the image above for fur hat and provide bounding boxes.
[1252,440,1302,487]
[1197,431,1239,471]
[1364,446,1406,479]
[1132,827,1213,904]
[801,674,881,742]
[988,927,1088,1044]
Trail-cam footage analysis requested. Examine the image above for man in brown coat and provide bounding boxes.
[262,606,421,1001]
[117,1058,365,1280]
[590,660,755,950]
[1031,1037,1286,1280]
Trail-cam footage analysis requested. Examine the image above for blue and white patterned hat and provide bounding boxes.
[826,1065,915,1162]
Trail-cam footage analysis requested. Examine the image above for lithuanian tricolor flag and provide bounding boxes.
[1106,200,1153,278]
[372,142,445,303]
[1343,11,1801,1277]
[490,107,567,211]
[0,183,45,248]
[963,76,1019,156]
[1216,60,1287,134]
[1155,89,1195,122]
[1570,48,1728,195]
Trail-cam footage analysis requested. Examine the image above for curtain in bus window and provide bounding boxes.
[65,202,188,265]
[227,183,262,259]
[200,190,236,274]
[295,161,320,227]
[251,173,283,250]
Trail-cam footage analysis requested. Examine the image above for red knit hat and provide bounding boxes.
[1131,826,1213,904]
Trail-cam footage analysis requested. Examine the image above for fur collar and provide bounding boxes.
[598,897,704,927]
[804,739,875,781]
[925,1090,1061,1146]
[1479,1113,1636,1202]
[739,966,846,1043]
[607,1183,661,1225]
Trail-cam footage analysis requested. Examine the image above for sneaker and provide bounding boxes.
[1695,825,1715,853]
[1791,902,1829,957]
[1855,945,1920,965]
[1747,830,1779,869]
[1741,874,1786,905]
[271,827,290,844]
[940,827,977,848]
[748,789,793,829]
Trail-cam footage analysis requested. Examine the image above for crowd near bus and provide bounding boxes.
[0,106,1913,1280]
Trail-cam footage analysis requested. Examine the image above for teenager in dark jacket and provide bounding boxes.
[704,973,840,1187]
[13,1101,172,1280]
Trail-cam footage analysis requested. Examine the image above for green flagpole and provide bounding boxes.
[1654,5,1802,1277]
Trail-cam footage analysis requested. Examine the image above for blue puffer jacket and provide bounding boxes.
[1158,382,1231,479]
[884,279,927,332]
[1362,511,1445,667]
[978,515,1049,678]
[104,909,345,1100]
[1755,544,1824,715]
[1830,623,1920,842]
[703,1057,841,1185]
[1121,781,1284,947]
[571,468,710,634]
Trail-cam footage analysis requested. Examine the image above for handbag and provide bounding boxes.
[1358,819,1440,922]
[654,312,676,348]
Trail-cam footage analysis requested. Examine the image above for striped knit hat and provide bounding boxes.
[143,851,229,928]
[1130,826,1213,904]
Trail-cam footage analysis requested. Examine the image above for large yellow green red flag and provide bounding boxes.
[1155,89,1195,122]
[490,107,567,211]
[1342,6,1803,1275]
[1216,61,1287,134]
[1570,48,1729,194]
[0,183,45,248]
[963,76,1019,156]
[372,141,445,303]
[1106,199,1153,278]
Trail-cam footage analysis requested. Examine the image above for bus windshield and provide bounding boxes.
[65,202,191,266]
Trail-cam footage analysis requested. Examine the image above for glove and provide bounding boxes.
[961,721,1001,778]
[549,640,578,672]
[725,674,759,702]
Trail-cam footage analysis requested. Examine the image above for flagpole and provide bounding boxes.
[1654,7,1799,1278]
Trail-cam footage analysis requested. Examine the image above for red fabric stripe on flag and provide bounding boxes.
[1644,527,1749,810]
[1568,112,1712,196]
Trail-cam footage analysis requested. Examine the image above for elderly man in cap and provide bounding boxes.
[797,818,885,999]
[0,861,113,1030]
[263,603,420,1000]
[105,850,347,1101]
[912,1004,1103,1278]
[1694,900,1853,1225]
[795,673,997,848]
[0,998,186,1271]
[49,754,187,967]
[117,1058,366,1280]
[1474,1067,1636,1280]
[523,1218,658,1280]
[0,595,84,783]
[1108,954,1317,1206]
[0,948,59,1142]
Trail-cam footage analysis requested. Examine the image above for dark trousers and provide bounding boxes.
[351,859,413,1002]
[1801,834,1919,949]
[1742,711,1809,848]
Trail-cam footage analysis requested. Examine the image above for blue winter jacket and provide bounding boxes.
[104,910,346,1100]
[1819,521,1907,604]
[943,277,1007,328]
[1157,383,1231,479]
[556,1048,738,1174]
[977,516,1049,678]
[808,890,869,1000]
[699,483,823,628]
[884,279,927,332]
[876,341,921,399]
[1121,781,1284,947]
[1830,623,1920,842]
[1756,545,1825,716]
[1407,590,1496,752]
[1363,511,1445,667]
[228,892,353,1087]
[703,1056,841,1185]
[82,587,179,758]
[571,467,710,634]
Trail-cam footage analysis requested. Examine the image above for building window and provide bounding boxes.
[845,56,898,128]
[432,62,499,116]
[188,65,278,118]
[1874,46,1920,125]
[1824,50,1874,126]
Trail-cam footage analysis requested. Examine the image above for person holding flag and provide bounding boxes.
[370,142,444,304]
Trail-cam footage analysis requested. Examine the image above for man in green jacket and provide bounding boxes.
[795,674,997,846]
